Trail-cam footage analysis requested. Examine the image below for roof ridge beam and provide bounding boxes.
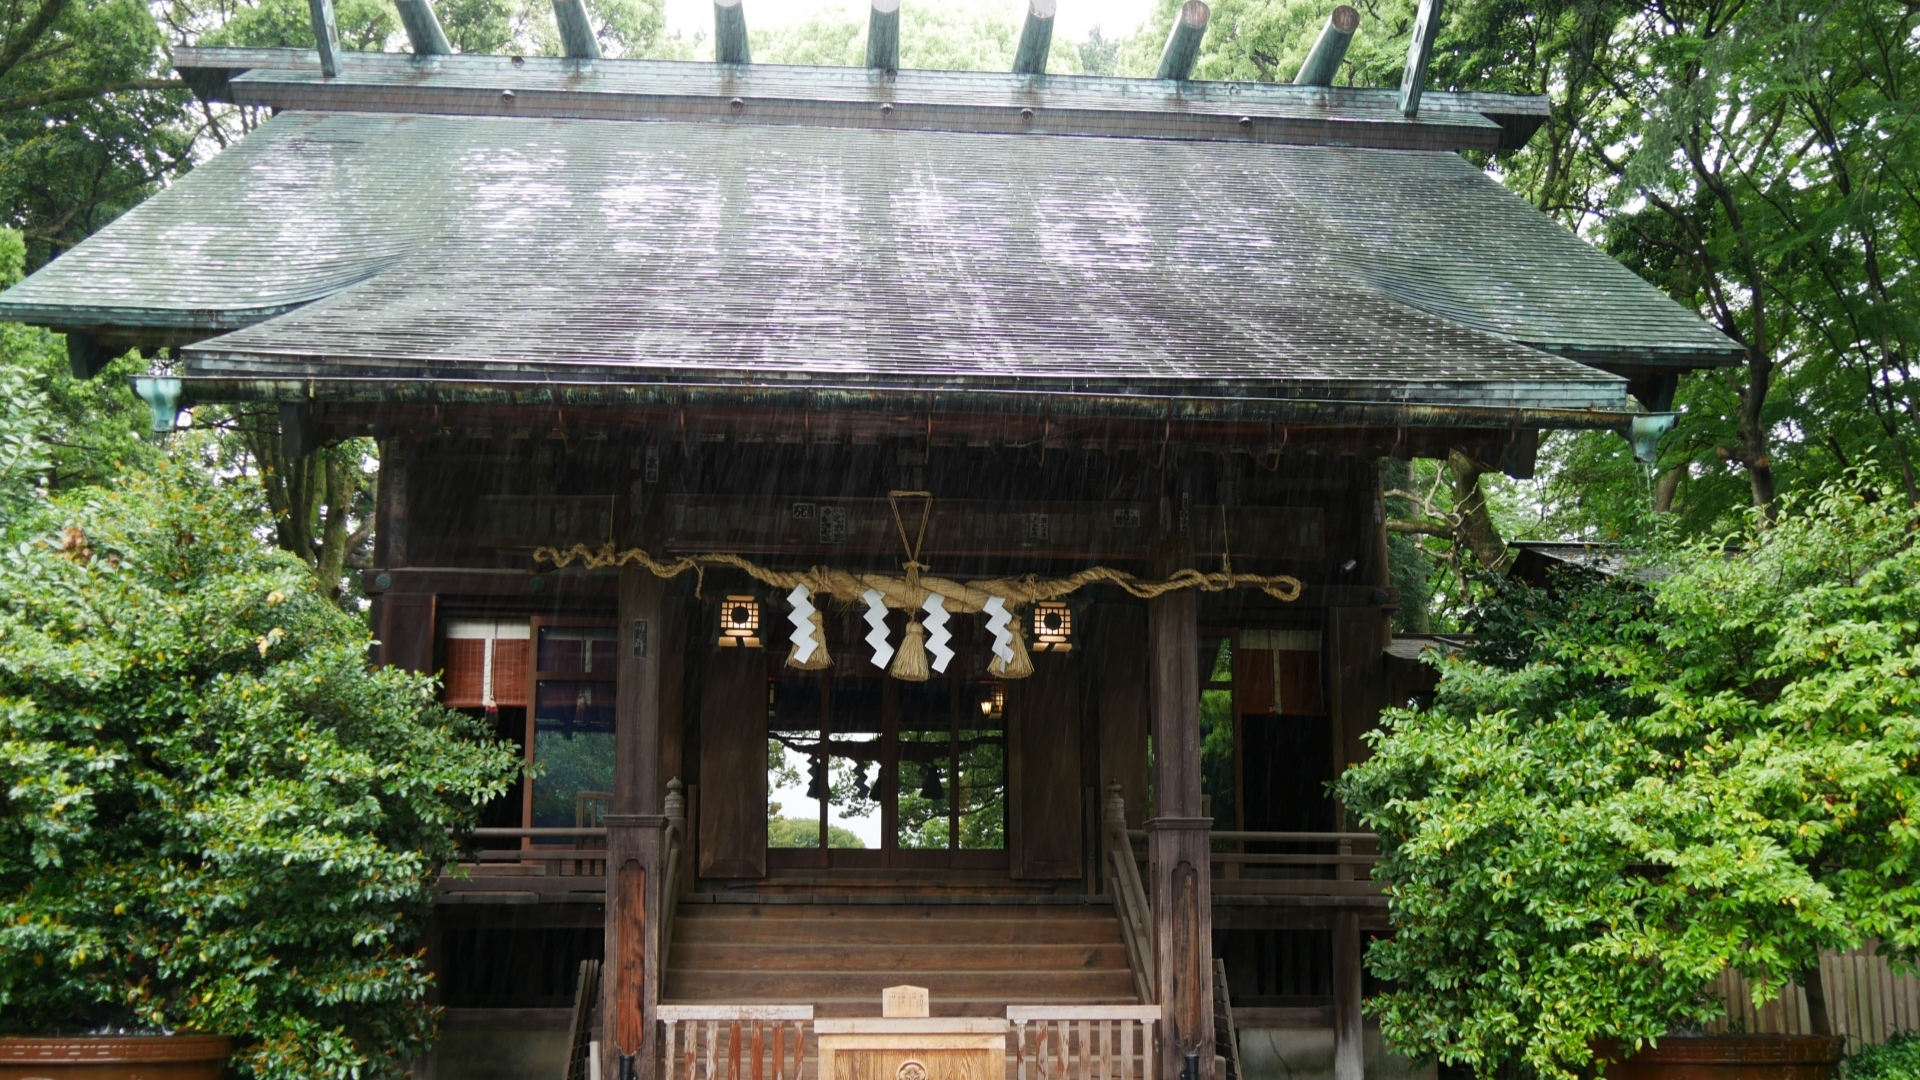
[1011,0,1055,75]
[714,0,750,64]
[865,0,898,71]
[1292,6,1357,86]
[395,0,452,55]
[554,0,601,59]
[1155,1,1208,81]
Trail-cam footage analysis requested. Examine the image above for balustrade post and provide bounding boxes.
[605,813,666,1080]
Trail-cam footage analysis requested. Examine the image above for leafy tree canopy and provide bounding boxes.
[0,440,520,1077]
[1340,476,1920,1078]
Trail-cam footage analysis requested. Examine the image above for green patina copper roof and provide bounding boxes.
[0,94,1738,420]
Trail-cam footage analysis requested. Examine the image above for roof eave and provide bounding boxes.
[149,373,1637,431]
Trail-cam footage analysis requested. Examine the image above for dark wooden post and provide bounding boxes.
[1326,462,1392,1080]
[618,565,666,816]
[1148,589,1214,1080]
[604,813,664,1080]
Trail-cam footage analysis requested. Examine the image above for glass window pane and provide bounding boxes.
[957,680,1005,850]
[826,676,881,849]
[1200,637,1235,831]
[895,679,952,850]
[538,626,617,674]
[769,677,823,848]
[531,675,615,829]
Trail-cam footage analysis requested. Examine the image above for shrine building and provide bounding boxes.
[0,1,1738,1077]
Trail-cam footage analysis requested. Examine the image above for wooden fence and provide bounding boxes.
[1704,945,1920,1053]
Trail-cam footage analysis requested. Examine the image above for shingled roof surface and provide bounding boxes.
[0,108,1737,412]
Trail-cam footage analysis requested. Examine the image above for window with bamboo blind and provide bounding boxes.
[443,619,531,709]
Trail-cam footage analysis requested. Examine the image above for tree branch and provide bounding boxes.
[0,77,184,114]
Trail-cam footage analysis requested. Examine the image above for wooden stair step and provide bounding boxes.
[670,942,1128,971]
[673,917,1122,946]
[664,970,1136,1000]
[679,901,1113,919]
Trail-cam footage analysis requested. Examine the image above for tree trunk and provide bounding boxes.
[1803,961,1833,1037]
[1736,362,1778,514]
[1652,467,1683,513]
[1447,450,1510,571]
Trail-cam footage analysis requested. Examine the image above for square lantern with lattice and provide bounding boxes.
[717,594,762,648]
[1030,601,1073,653]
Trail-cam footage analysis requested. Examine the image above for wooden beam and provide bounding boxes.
[307,0,342,78]
[1397,0,1441,115]
[1155,0,1208,81]
[394,0,452,55]
[1011,0,1055,75]
[865,0,898,70]
[713,0,750,64]
[1148,589,1215,1080]
[554,0,602,59]
[1291,5,1357,86]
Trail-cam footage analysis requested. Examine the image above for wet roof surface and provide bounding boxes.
[0,110,1737,410]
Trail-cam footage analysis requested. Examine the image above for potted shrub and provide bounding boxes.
[0,442,520,1078]
[1338,478,1917,1080]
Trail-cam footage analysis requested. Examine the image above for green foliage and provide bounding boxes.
[741,1,1092,72]
[1339,475,1920,1079]
[1201,638,1234,830]
[0,0,193,267]
[0,446,520,1077]
[767,815,866,849]
[201,0,661,60]
[1846,1032,1920,1080]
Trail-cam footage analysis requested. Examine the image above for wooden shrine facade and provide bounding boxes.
[0,8,1743,1078]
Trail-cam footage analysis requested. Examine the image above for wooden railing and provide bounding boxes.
[1009,1005,1161,1080]
[454,826,609,877]
[1102,785,1156,1004]
[661,778,688,975]
[659,1005,814,1080]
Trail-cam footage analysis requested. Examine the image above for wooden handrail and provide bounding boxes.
[1123,829,1375,844]
[659,778,688,978]
[1104,784,1156,1004]
[467,827,609,839]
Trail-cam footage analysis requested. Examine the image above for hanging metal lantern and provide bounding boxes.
[717,594,762,648]
[1030,601,1073,653]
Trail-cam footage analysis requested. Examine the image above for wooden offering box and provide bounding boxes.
[814,1018,1007,1080]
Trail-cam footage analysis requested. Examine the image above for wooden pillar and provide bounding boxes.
[617,565,666,815]
[1148,589,1213,1080]
[1328,461,1390,1080]
[604,814,664,1080]
[1332,912,1364,1080]
[1096,605,1151,832]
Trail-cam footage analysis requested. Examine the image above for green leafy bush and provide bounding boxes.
[1847,1033,1920,1080]
[1339,478,1920,1079]
[0,447,520,1078]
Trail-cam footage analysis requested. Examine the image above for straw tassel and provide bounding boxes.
[787,608,832,670]
[890,618,930,681]
[987,620,1034,679]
